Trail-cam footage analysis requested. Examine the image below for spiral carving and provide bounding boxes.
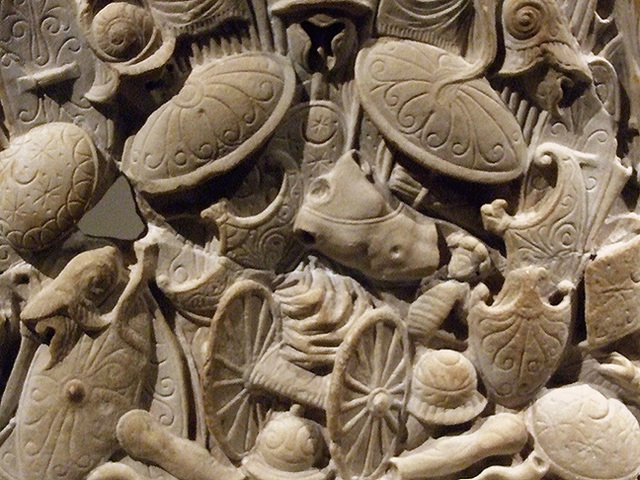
[122,52,295,194]
[503,0,546,40]
[356,40,526,182]
[92,3,156,61]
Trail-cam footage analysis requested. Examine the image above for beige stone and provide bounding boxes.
[0,0,639,479]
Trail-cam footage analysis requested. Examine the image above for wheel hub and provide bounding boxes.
[368,388,392,416]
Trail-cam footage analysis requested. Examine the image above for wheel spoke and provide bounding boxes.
[252,300,267,358]
[345,373,371,395]
[380,414,394,451]
[373,322,386,386]
[217,388,246,416]
[356,330,375,381]
[345,415,372,464]
[341,396,368,412]
[219,316,241,351]
[245,402,260,451]
[212,378,244,388]
[381,329,402,383]
[384,357,407,389]
[211,354,244,375]
[374,419,385,474]
[342,405,369,432]
[256,401,268,429]
[255,299,274,358]
[226,394,251,445]
[383,410,399,433]
[243,299,254,361]
[389,383,406,395]
[363,417,381,475]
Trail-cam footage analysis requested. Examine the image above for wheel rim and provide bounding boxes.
[203,280,280,462]
[328,309,411,480]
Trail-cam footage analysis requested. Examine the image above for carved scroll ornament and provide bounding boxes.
[1,0,640,479]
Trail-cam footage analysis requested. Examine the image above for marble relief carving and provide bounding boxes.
[2,0,640,479]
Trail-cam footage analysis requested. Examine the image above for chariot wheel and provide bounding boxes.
[202,280,280,462]
[327,309,411,480]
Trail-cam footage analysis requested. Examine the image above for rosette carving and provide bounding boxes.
[14,246,154,480]
[0,123,104,252]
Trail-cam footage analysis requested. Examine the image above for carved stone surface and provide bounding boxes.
[1,0,640,479]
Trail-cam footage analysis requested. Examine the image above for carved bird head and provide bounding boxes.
[498,0,592,113]
[20,246,128,366]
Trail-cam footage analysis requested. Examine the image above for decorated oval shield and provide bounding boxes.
[0,123,103,252]
[356,39,526,183]
[122,51,295,195]
[15,322,151,480]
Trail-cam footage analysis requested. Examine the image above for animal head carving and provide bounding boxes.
[294,151,441,283]
[499,0,592,112]
[20,246,128,365]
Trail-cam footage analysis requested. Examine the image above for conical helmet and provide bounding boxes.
[408,349,487,425]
